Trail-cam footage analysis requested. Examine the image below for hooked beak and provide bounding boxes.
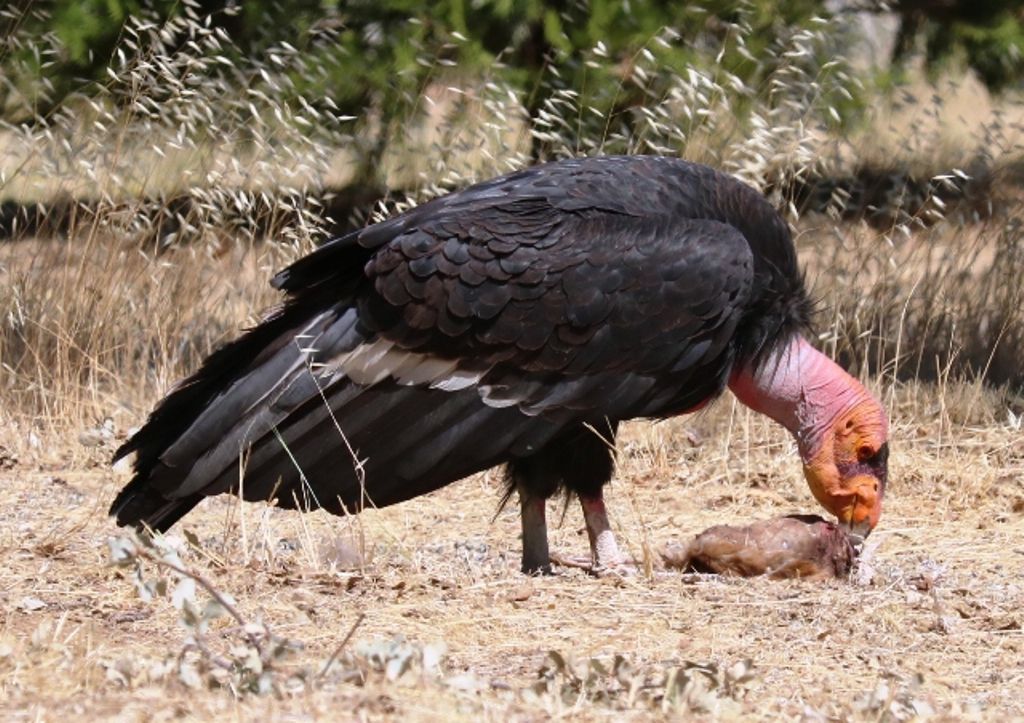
[804,465,883,544]
[840,517,873,546]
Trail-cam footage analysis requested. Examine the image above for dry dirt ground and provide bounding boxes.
[0,382,1021,721]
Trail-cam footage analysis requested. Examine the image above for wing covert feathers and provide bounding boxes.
[111,155,811,531]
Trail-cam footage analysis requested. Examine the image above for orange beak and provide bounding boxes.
[804,465,884,542]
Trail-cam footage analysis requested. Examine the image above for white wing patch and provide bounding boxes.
[476,385,521,408]
[312,337,574,414]
[326,338,487,391]
[431,369,485,392]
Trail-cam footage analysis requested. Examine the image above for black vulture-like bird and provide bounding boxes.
[111,155,889,573]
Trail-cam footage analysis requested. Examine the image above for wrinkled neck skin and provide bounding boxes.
[728,335,886,462]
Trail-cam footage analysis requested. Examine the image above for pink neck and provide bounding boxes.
[728,336,882,461]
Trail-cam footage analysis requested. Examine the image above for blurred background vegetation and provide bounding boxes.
[6,1,1024,117]
[3,1,1023,179]
[0,0,1022,432]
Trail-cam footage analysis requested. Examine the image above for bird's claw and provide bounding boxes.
[549,551,640,577]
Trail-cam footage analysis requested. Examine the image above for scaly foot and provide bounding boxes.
[549,550,640,577]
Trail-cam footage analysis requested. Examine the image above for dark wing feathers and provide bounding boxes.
[112,155,806,531]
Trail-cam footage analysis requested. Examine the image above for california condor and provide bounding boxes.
[111,155,890,573]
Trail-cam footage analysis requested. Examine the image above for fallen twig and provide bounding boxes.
[318,612,366,682]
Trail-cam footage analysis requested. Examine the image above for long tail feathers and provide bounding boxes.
[110,312,561,531]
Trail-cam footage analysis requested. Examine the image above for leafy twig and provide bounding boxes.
[130,539,267,661]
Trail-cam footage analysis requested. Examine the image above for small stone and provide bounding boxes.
[20,596,47,612]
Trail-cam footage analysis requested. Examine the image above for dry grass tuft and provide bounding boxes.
[801,210,1024,389]
[0,236,290,436]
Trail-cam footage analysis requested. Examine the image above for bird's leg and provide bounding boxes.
[549,491,637,575]
[518,484,552,575]
[542,421,637,575]
[579,492,628,570]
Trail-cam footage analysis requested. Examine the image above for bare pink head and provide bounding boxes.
[729,336,889,538]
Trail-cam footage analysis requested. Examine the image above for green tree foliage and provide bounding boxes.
[4,1,1021,132]
[2,2,829,132]
[9,0,1020,193]
[3,0,179,106]
[892,1,1024,91]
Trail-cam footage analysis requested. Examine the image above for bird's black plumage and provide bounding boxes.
[111,155,811,540]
